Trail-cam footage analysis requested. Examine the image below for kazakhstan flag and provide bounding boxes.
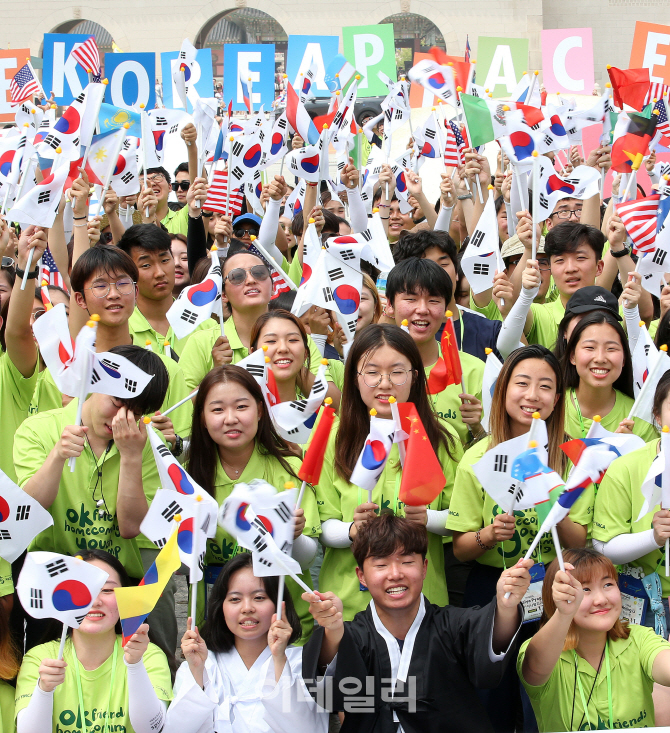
[98,103,142,138]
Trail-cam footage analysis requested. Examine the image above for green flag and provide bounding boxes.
[461,93,496,148]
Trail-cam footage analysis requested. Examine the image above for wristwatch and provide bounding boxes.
[14,264,38,279]
[457,193,473,200]
[610,246,631,258]
[171,434,184,457]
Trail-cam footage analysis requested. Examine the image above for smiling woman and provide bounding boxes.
[14,550,172,733]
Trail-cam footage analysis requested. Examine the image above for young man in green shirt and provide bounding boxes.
[117,223,216,359]
[385,257,484,445]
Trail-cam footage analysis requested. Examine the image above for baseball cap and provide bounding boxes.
[564,286,622,321]
[232,213,262,228]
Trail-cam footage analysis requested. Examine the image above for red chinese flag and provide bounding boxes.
[298,404,336,484]
[441,317,463,386]
[397,402,446,506]
[607,67,650,112]
[426,356,448,395]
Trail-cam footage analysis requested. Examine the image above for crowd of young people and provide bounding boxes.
[3,107,670,733]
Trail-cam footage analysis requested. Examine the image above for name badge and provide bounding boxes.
[522,562,545,624]
[619,571,648,626]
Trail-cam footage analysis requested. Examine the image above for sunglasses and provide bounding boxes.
[225,265,270,286]
[1,256,15,270]
[172,181,190,192]
[233,228,259,238]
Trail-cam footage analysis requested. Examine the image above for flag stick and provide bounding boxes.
[622,168,638,202]
[511,163,526,213]
[20,246,35,291]
[296,480,307,509]
[666,537,669,577]
[279,155,285,178]
[250,238,298,291]
[276,576,286,621]
[475,176,484,204]
[270,550,312,594]
[1,184,11,215]
[69,349,94,472]
[140,108,150,219]
[92,128,128,218]
[80,88,107,171]
[224,154,232,221]
[216,289,226,340]
[531,153,539,261]
[389,398,406,467]
[527,72,538,104]
[550,524,565,572]
[189,499,200,624]
[57,623,68,660]
[194,124,203,209]
[161,387,198,416]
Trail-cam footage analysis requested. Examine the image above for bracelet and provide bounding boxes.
[475,529,495,551]
[73,223,88,228]
[378,204,390,208]
[171,435,184,457]
[610,246,631,259]
[73,215,88,220]
[307,182,318,187]
[14,265,38,279]
[457,193,473,200]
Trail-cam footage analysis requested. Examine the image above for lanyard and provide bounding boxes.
[571,389,587,439]
[454,314,464,353]
[573,642,613,730]
[73,637,119,733]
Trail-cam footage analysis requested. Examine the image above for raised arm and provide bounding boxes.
[68,170,93,336]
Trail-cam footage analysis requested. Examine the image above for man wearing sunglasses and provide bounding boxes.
[171,162,191,208]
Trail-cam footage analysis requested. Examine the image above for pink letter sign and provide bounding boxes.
[541,28,594,95]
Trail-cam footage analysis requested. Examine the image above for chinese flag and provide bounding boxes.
[426,355,448,394]
[397,402,446,506]
[607,67,650,112]
[611,112,657,173]
[441,317,463,386]
[298,404,335,484]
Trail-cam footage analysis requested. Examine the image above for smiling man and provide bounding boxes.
[301,514,532,732]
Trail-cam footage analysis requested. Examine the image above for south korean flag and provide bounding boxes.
[0,469,53,563]
[17,552,109,628]
[90,351,154,398]
[167,256,222,340]
[271,360,329,444]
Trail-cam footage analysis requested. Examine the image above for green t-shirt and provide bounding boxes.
[527,297,566,349]
[328,358,344,393]
[315,416,462,621]
[565,389,658,443]
[446,438,593,568]
[0,681,14,733]
[13,400,163,579]
[592,439,670,593]
[162,205,189,235]
[518,624,670,731]
[0,558,13,599]
[29,368,63,416]
[468,295,503,322]
[179,316,326,391]
[203,448,319,641]
[425,348,484,445]
[15,637,172,732]
[649,318,659,340]
[128,306,218,360]
[0,352,39,483]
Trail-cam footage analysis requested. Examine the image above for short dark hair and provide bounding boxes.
[146,166,171,185]
[385,257,452,306]
[174,162,189,177]
[70,245,139,296]
[200,553,301,652]
[545,222,605,261]
[117,224,173,256]
[291,212,304,239]
[393,230,458,270]
[321,209,340,235]
[106,345,169,415]
[352,513,428,568]
[269,290,296,311]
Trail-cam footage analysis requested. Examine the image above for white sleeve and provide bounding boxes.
[593,530,662,566]
[291,533,318,570]
[426,509,451,536]
[126,658,167,733]
[346,186,369,233]
[256,198,284,263]
[16,682,54,733]
[320,518,353,548]
[434,206,453,233]
[648,167,660,186]
[624,306,642,354]
[309,333,327,356]
[164,661,218,733]
[496,285,538,360]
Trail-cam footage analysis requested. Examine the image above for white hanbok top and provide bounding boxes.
[164,645,328,733]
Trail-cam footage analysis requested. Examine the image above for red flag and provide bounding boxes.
[429,48,470,99]
[298,404,336,484]
[441,314,463,386]
[611,111,657,173]
[397,402,446,506]
[266,367,281,407]
[607,67,650,112]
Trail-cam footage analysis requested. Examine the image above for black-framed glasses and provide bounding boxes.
[233,228,259,238]
[202,211,214,218]
[86,278,136,298]
[172,181,190,192]
[225,265,270,286]
[551,208,582,220]
[538,258,551,272]
[358,368,412,388]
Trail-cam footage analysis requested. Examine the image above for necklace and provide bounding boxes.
[221,457,242,476]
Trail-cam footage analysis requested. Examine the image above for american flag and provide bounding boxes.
[9,63,45,105]
[444,119,465,166]
[248,243,292,299]
[203,165,244,215]
[464,35,471,64]
[644,82,670,107]
[39,246,66,290]
[615,194,661,253]
[653,98,670,147]
[70,37,102,81]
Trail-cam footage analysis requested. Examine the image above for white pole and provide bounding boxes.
[92,128,128,219]
[57,624,68,660]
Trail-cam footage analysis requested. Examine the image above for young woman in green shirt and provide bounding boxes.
[519,548,670,732]
[14,549,172,733]
[0,561,18,733]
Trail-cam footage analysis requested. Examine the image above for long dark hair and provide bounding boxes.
[654,310,670,351]
[489,345,567,476]
[200,553,301,652]
[561,310,633,399]
[186,365,299,497]
[335,324,456,481]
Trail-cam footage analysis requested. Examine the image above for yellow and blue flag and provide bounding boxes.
[114,526,180,643]
[98,103,141,138]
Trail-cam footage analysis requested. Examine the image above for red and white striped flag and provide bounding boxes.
[644,82,670,106]
[203,162,244,216]
[248,243,292,298]
[444,119,465,167]
[70,37,102,80]
[39,246,66,290]
[9,62,45,105]
[615,194,661,254]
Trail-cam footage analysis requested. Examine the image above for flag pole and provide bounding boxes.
[460,102,484,204]
[388,397,406,468]
[162,388,198,416]
[57,623,68,660]
[190,496,201,624]
[92,124,130,219]
[550,524,565,572]
[139,104,150,219]
[249,235,298,291]
[80,79,108,170]
[276,576,286,621]
[531,151,539,261]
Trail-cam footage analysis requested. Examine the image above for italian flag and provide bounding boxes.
[460,93,508,148]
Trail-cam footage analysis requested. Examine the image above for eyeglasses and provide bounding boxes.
[1,256,14,270]
[225,265,270,286]
[86,278,136,298]
[358,368,412,388]
[233,228,259,238]
[202,211,214,218]
[538,258,551,272]
[172,181,190,192]
[146,174,166,185]
[551,208,582,220]
[31,309,45,322]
